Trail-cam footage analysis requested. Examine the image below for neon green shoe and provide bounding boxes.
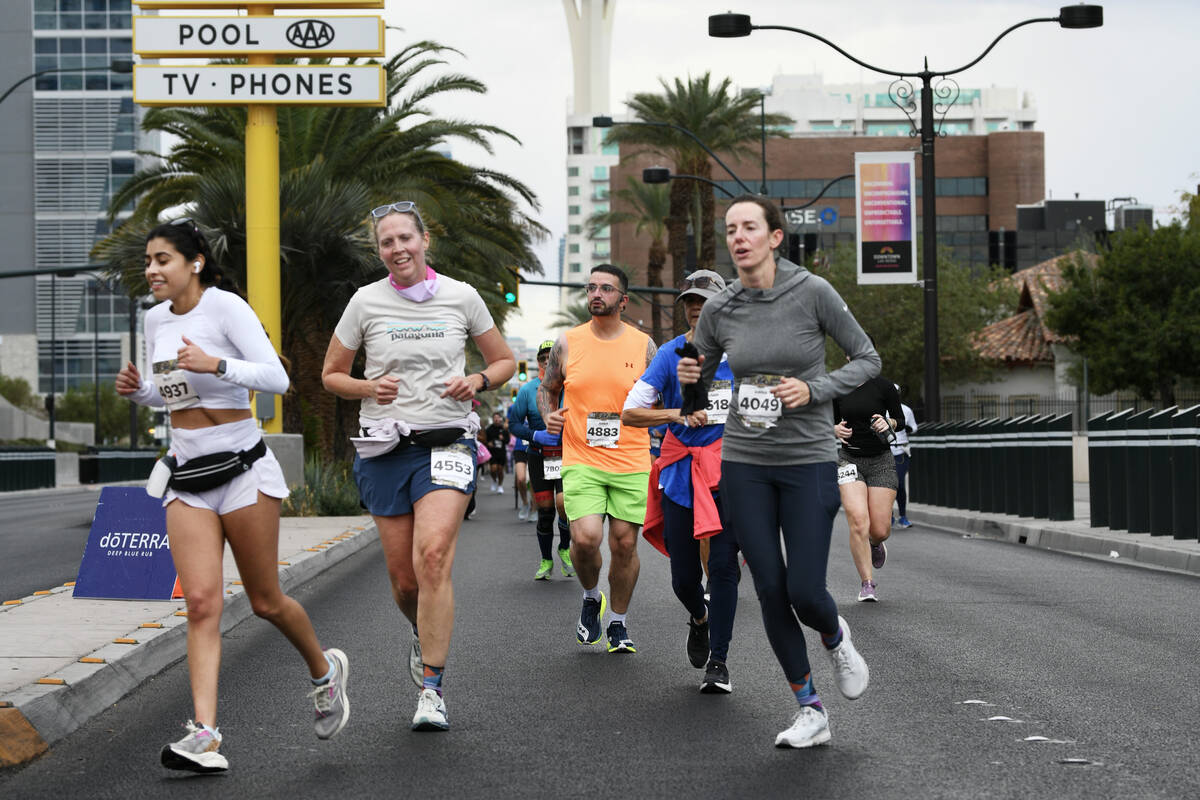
[558,548,575,577]
[534,559,554,581]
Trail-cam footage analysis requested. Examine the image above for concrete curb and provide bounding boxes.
[908,504,1200,577]
[2,519,379,762]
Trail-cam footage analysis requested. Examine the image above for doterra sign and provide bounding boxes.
[135,64,386,106]
[133,15,384,57]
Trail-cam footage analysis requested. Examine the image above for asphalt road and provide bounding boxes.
[0,488,101,601]
[3,488,1199,798]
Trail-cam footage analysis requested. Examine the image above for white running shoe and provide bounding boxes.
[775,705,831,749]
[826,615,869,699]
[310,648,350,740]
[160,721,229,772]
[518,504,528,521]
[411,688,449,731]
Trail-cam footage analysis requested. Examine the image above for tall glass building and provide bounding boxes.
[0,0,149,404]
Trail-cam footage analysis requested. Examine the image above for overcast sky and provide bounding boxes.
[381,1,1195,342]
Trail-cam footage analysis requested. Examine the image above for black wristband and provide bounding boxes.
[476,372,490,391]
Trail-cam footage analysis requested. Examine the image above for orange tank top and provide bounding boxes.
[562,322,651,473]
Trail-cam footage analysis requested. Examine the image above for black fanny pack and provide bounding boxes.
[359,427,466,454]
[169,439,268,493]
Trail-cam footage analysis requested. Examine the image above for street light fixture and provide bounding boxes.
[593,115,757,195]
[708,5,1102,421]
[642,166,736,198]
[0,59,134,106]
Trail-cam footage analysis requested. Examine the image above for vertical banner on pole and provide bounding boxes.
[855,151,918,285]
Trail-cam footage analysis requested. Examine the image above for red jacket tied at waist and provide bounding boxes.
[642,430,723,556]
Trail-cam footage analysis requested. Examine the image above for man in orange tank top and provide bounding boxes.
[538,265,655,653]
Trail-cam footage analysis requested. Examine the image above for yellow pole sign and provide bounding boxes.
[131,0,387,434]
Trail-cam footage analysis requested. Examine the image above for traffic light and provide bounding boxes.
[517,360,528,381]
[511,388,518,400]
[504,283,518,305]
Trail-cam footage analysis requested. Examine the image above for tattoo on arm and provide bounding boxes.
[645,338,657,369]
[536,336,566,419]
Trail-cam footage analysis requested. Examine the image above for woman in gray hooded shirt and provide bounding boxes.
[678,194,877,749]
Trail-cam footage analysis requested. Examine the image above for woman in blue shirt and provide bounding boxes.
[622,270,739,694]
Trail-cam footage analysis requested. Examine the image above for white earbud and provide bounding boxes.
[193,261,202,274]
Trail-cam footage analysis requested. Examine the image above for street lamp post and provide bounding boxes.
[708,5,1103,420]
[0,60,133,106]
[642,166,736,198]
[592,116,757,195]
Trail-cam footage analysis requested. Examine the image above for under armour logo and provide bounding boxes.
[625,362,636,368]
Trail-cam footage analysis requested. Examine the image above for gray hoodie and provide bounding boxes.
[693,259,880,465]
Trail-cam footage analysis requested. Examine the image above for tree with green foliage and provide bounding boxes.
[821,245,1017,405]
[0,375,42,416]
[55,383,154,445]
[587,177,670,342]
[600,74,790,333]
[550,296,592,331]
[1046,223,1200,406]
[92,42,545,457]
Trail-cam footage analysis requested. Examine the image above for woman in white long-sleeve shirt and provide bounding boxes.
[116,219,349,774]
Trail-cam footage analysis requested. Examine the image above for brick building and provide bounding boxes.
[607,130,1046,302]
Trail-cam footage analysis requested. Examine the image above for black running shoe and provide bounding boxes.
[686,616,710,668]
[700,660,732,694]
[606,620,636,653]
[576,591,607,645]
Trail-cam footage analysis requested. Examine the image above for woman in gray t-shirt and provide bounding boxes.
[323,202,514,732]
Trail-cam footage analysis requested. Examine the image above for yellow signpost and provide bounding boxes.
[133,0,385,433]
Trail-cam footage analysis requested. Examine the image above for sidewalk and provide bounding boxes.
[0,513,377,768]
[906,482,1200,576]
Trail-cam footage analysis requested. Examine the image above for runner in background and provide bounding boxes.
[512,429,531,521]
[891,386,918,529]
[484,412,510,494]
[624,269,740,693]
[509,339,574,580]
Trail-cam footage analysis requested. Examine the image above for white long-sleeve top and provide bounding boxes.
[128,287,289,409]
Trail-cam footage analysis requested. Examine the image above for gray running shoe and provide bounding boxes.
[310,648,350,740]
[160,721,228,773]
[411,688,449,731]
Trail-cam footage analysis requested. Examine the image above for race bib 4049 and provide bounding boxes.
[431,442,475,489]
[736,375,784,428]
[585,412,621,449]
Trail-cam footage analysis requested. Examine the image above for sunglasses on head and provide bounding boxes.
[680,275,719,291]
[169,217,208,246]
[371,201,425,229]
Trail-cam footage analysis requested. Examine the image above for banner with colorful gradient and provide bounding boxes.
[855,152,918,285]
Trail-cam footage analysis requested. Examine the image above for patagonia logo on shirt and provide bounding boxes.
[387,322,449,341]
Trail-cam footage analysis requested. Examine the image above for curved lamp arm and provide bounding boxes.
[600,117,755,194]
[780,174,854,211]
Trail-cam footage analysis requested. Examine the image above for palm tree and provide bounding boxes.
[93,42,546,456]
[549,296,592,330]
[601,73,790,332]
[587,177,670,343]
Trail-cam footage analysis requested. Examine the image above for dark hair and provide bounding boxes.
[590,263,629,294]
[146,219,240,293]
[726,194,785,233]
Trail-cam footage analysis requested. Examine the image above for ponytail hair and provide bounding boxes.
[146,219,241,294]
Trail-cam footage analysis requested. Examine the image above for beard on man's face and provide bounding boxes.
[589,297,622,317]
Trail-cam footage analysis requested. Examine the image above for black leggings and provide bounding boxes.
[661,494,739,663]
[719,459,841,683]
[894,452,911,515]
